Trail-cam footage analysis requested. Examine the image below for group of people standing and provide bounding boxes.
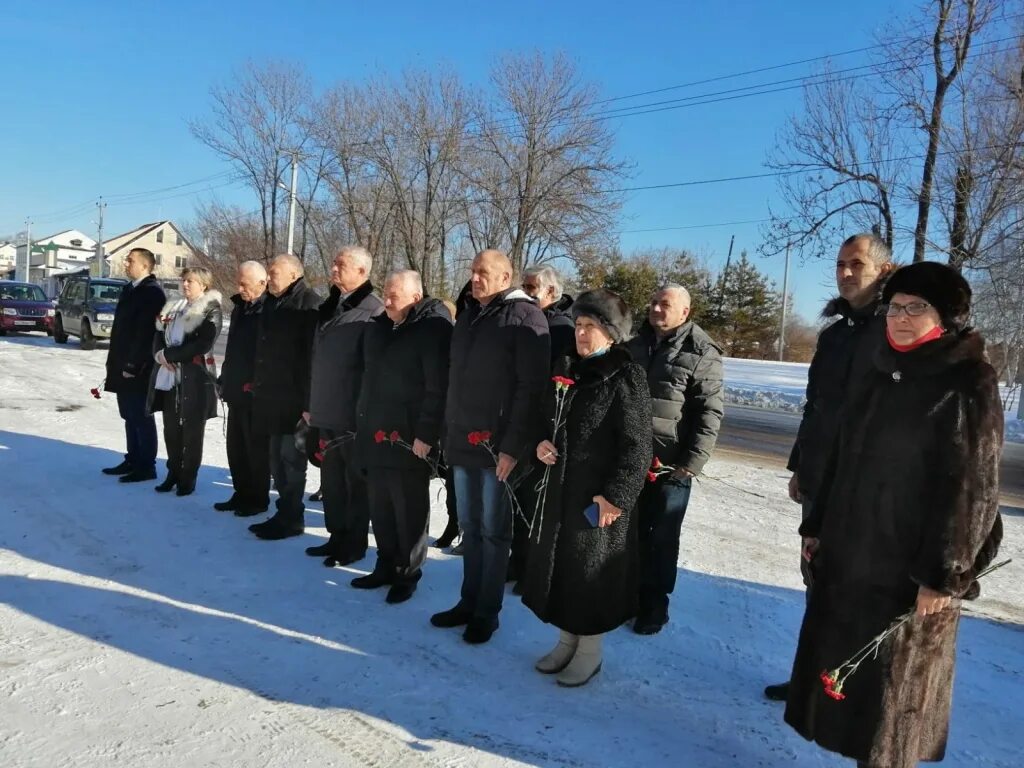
[96,233,1002,764]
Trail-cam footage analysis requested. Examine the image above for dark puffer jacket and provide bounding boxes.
[147,291,223,421]
[786,330,1003,767]
[544,294,576,364]
[251,277,321,435]
[104,274,165,395]
[218,292,267,405]
[626,320,724,475]
[444,288,550,468]
[355,298,453,470]
[787,296,885,500]
[308,281,384,433]
[521,345,653,635]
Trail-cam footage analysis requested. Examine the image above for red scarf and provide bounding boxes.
[886,324,944,352]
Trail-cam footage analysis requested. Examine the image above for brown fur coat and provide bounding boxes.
[785,329,1003,767]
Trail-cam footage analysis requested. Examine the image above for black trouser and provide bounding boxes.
[637,475,693,614]
[162,389,207,490]
[321,435,369,558]
[117,390,157,473]
[225,398,270,510]
[444,470,458,527]
[367,465,431,584]
[509,473,537,579]
[268,432,307,528]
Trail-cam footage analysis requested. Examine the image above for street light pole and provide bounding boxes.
[22,218,32,283]
[96,199,106,277]
[286,151,299,256]
[779,241,791,362]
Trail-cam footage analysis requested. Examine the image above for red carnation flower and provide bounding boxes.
[823,687,846,701]
[90,387,101,400]
[652,457,663,469]
[819,670,836,688]
[552,375,576,388]
[319,438,328,450]
[205,356,215,366]
[374,430,387,444]
[390,430,401,443]
[467,431,481,446]
[478,431,492,443]
[646,470,657,483]
[242,382,253,393]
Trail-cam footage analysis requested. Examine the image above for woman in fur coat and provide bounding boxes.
[785,262,1003,768]
[147,268,223,496]
[521,289,653,687]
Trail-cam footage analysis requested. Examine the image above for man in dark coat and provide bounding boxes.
[302,245,384,565]
[102,247,166,483]
[785,262,1003,768]
[430,249,550,645]
[214,261,271,517]
[765,232,894,701]
[351,270,452,604]
[510,265,576,588]
[626,283,724,634]
[248,254,321,541]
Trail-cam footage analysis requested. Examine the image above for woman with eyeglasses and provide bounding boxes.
[785,262,1003,768]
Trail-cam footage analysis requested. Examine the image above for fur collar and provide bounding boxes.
[562,344,635,388]
[340,280,376,310]
[156,290,223,333]
[874,328,988,378]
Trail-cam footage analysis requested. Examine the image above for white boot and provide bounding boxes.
[535,630,578,674]
[556,634,603,687]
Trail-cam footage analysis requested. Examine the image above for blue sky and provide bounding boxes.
[0,0,911,319]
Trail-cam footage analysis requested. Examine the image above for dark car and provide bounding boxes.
[0,280,55,337]
[53,276,127,350]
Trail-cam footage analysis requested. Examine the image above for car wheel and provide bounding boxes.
[53,316,69,344]
[80,319,97,350]
[0,328,6,337]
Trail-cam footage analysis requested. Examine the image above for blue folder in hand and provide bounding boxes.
[583,502,600,528]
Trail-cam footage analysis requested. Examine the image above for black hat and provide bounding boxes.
[571,288,633,343]
[882,261,972,332]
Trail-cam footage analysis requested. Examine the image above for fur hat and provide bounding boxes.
[882,261,972,332]
[571,288,633,343]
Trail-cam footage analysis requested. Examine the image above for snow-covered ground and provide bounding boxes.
[723,356,1024,444]
[2,334,1023,767]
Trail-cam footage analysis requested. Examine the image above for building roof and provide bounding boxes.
[103,220,198,260]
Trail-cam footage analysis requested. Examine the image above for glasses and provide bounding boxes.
[880,301,932,318]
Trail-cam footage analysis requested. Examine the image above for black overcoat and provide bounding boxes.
[785,330,1003,767]
[520,345,654,636]
[219,292,266,404]
[103,274,165,394]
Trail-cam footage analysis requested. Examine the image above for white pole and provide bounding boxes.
[779,242,791,362]
[22,218,32,283]
[96,199,106,277]
[286,151,298,256]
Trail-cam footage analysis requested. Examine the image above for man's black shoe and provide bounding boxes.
[253,521,304,541]
[305,541,337,557]
[433,518,460,549]
[309,488,323,502]
[351,570,393,590]
[119,469,157,484]
[764,682,790,702]
[102,461,133,476]
[176,484,195,497]
[463,617,499,644]
[430,605,473,628]
[386,583,416,604]
[234,506,266,518]
[154,476,177,493]
[214,495,240,512]
[512,581,524,596]
[249,516,285,534]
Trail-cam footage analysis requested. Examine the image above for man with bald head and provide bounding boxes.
[215,260,272,517]
[626,283,724,634]
[431,249,550,644]
[303,245,384,564]
[247,253,322,541]
[353,270,452,603]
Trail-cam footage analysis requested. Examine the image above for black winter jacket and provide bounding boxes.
[787,296,885,499]
[444,288,550,467]
[355,298,453,470]
[626,320,724,475]
[147,291,223,421]
[521,345,653,635]
[104,274,165,395]
[308,281,384,433]
[251,277,321,435]
[544,294,576,364]
[219,292,267,404]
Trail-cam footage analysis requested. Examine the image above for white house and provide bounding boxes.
[103,221,197,287]
[0,242,16,278]
[21,229,98,290]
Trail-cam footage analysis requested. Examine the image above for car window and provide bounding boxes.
[69,282,86,302]
[0,284,47,301]
[89,283,123,302]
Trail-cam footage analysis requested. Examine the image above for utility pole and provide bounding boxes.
[779,242,791,362]
[96,199,107,277]
[286,151,299,256]
[22,218,32,283]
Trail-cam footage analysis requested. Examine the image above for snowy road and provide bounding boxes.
[2,334,1023,767]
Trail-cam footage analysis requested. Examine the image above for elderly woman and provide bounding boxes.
[786,262,1003,768]
[148,268,223,497]
[520,289,653,687]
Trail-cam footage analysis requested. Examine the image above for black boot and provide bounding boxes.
[305,535,340,558]
[252,516,304,540]
[764,682,790,702]
[463,616,499,644]
[430,605,473,628]
[386,582,417,604]
[433,517,460,549]
[633,603,669,635]
[154,476,177,493]
[120,468,157,483]
[351,569,394,590]
[176,483,195,497]
[214,494,241,511]
[102,460,133,476]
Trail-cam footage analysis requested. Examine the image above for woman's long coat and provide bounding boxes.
[147,291,223,422]
[520,345,653,636]
[785,330,1004,767]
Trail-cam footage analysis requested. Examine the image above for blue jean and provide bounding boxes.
[117,391,157,473]
[453,465,512,621]
[637,475,692,613]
